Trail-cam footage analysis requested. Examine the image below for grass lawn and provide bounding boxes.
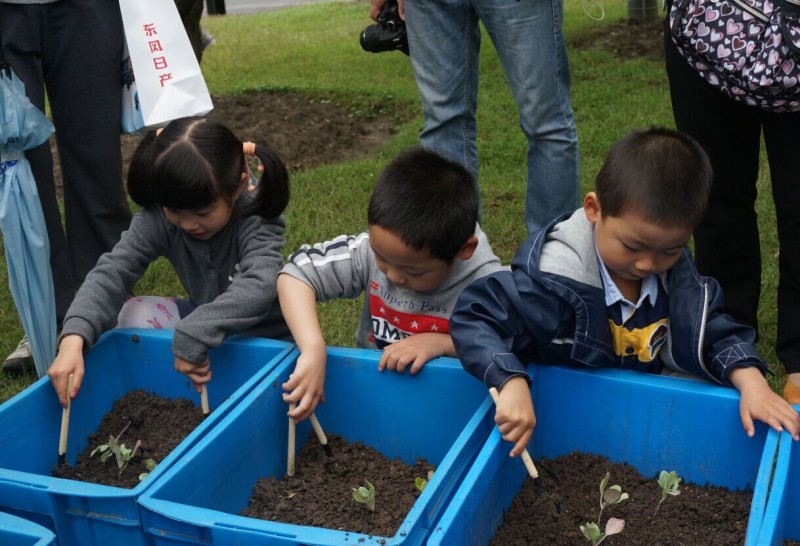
[0,0,783,403]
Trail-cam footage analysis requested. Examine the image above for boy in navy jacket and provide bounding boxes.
[450,127,800,458]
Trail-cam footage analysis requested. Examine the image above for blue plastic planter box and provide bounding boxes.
[428,364,780,546]
[0,329,295,546]
[138,346,495,546]
[753,410,799,546]
[0,510,56,545]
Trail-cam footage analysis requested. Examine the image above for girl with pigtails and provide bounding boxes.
[47,117,291,408]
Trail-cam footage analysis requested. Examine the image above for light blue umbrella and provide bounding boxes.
[0,62,57,377]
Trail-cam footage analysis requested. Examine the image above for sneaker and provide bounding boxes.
[2,335,35,376]
[200,27,216,51]
[783,373,800,405]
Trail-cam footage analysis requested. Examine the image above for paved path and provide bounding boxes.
[206,0,343,15]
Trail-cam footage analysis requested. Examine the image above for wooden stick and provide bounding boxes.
[488,387,539,479]
[287,402,296,476]
[58,374,74,465]
[309,413,333,458]
[200,384,209,416]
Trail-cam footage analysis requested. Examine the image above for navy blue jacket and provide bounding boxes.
[450,211,766,389]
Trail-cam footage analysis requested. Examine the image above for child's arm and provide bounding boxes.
[378,332,454,374]
[494,376,537,457]
[277,273,327,422]
[46,335,87,408]
[729,366,800,441]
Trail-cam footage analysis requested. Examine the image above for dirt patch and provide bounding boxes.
[242,433,434,538]
[52,389,204,488]
[570,16,665,60]
[491,451,755,546]
[52,90,413,198]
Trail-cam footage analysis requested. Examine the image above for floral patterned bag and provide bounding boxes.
[669,0,800,111]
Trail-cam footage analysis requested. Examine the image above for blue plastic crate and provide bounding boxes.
[428,364,780,546]
[754,411,799,546]
[138,346,495,546]
[0,329,295,546]
[0,510,56,546]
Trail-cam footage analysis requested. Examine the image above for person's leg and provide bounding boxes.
[664,17,763,332]
[478,0,580,234]
[174,0,206,63]
[404,0,482,216]
[0,4,74,373]
[44,0,132,289]
[762,110,800,401]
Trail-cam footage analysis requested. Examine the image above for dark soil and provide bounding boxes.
[242,433,434,538]
[52,390,204,488]
[490,451,756,546]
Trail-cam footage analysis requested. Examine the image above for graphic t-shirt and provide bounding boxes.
[281,226,503,349]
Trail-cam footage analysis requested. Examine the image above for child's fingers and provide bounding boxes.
[511,429,533,458]
[64,376,82,408]
[282,375,298,392]
[287,391,320,422]
[739,406,756,438]
[409,357,425,375]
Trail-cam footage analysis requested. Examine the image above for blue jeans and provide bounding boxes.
[404,0,580,235]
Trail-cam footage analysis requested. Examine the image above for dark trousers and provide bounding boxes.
[664,18,800,373]
[0,0,132,325]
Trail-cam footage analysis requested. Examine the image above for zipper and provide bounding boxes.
[697,282,713,380]
[730,0,770,24]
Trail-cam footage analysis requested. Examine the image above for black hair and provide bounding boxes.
[367,147,479,263]
[595,127,712,228]
[127,117,290,219]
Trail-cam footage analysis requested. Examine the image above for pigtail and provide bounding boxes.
[126,130,160,208]
[241,145,290,219]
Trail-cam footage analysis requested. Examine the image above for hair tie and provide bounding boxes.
[243,142,262,191]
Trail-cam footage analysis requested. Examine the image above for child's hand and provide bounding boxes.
[731,367,800,441]
[174,356,211,393]
[494,377,537,457]
[282,348,326,422]
[378,332,453,375]
[47,334,85,408]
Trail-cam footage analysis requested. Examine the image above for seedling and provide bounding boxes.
[597,471,628,523]
[90,422,142,480]
[352,479,376,511]
[654,470,682,517]
[138,458,158,482]
[415,470,434,492]
[580,518,625,545]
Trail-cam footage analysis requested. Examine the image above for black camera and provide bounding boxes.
[359,0,409,55]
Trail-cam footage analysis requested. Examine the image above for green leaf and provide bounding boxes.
[352,480,376,511]
[602,485,628,506]
[603,486,621,504]
[415,477,428,492]
[90,444,110,458]
[580,522,602,541]
[599,472,610,493]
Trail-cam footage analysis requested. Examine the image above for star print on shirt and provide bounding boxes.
[368,292,449,349]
